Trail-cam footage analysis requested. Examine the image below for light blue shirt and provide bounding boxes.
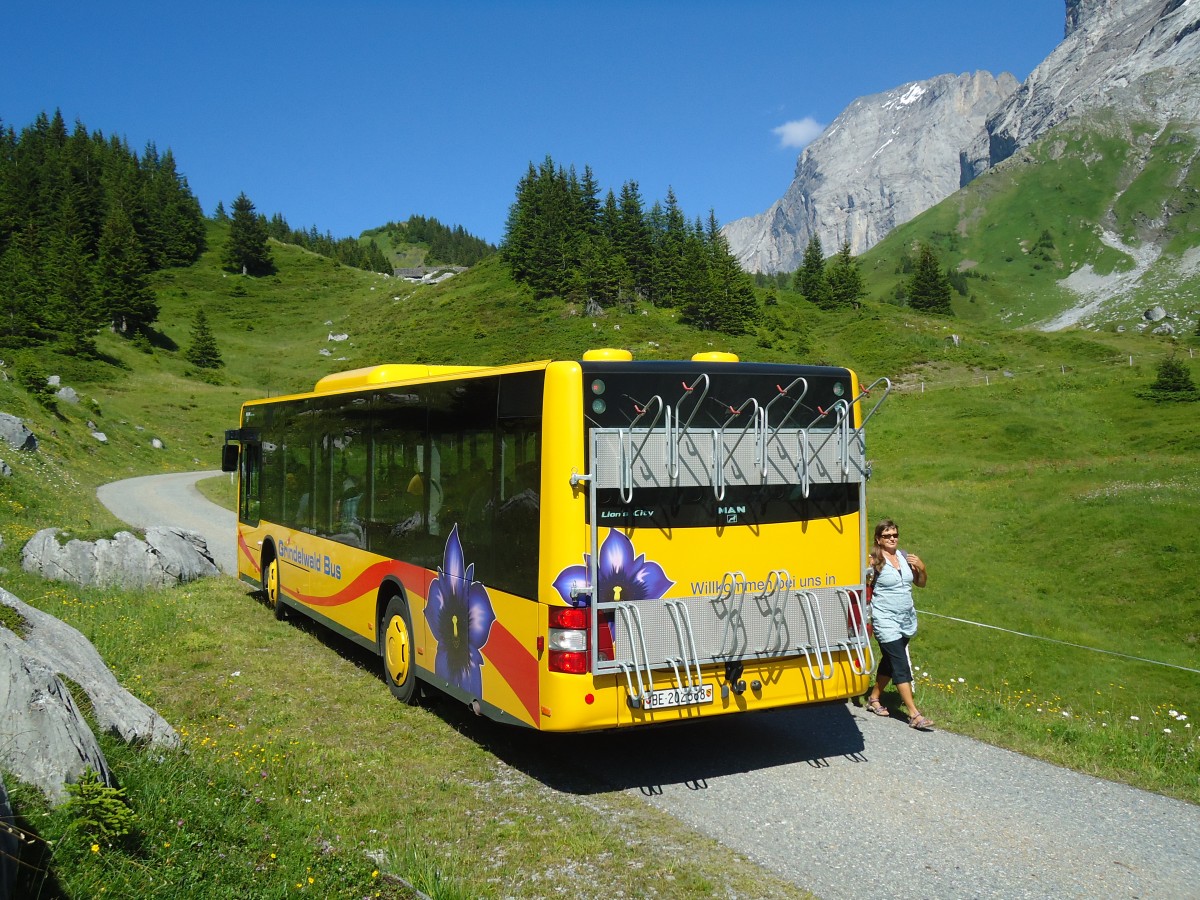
[872,552,917,643]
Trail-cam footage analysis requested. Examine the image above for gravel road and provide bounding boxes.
[97,472,1200,899]
[96,470,236,575]
[569,703,1200,899]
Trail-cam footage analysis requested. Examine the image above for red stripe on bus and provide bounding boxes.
[482,622,540,725]
[286,559,428,608]
[238,532,260,574]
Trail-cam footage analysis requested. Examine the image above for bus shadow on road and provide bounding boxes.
[451,701,868,796]
[263,595,868,795]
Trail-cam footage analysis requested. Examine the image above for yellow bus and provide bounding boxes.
[221,349,890,731]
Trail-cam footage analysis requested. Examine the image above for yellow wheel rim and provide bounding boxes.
[266,559,279,607]
[385,613,411,686]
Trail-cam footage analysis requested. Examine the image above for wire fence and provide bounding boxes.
[895,346,1197,394]
[915,608,1200,676]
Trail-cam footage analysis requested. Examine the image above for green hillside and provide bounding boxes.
[2,147,1198,895]
[858,114,1200,332]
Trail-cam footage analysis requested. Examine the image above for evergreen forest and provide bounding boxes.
[262,210,393,274]
[368,214,496,268]
[0,110,207,355]
[501,156,760,335]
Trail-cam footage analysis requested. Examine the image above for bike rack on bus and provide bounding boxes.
[668,374,710,484]
[842,376,892,480]
[836,588,874,675]
[711,395,769,501]
[712,571,750,660]
[754,569,793,655]
[664,599,703,691]
[762,377,809,481]
[798,590,835,681]
[617,394,664,504]
[614,602,654,708]
[803,399,851,481]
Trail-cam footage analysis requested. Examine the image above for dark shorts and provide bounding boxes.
[876,635,913,686]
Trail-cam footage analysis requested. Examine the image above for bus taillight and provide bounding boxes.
[548,606,589,674]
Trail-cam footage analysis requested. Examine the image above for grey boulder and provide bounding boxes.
[21,526,219,589]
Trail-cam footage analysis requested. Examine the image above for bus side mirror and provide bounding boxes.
[221,443,239,473]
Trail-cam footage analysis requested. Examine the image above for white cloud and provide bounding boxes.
[772,117,824,149]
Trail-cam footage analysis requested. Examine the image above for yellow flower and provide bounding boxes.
[91,844,100,853]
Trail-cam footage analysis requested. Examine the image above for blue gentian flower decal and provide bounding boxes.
[552,529,675,608]
[425,525,495,696]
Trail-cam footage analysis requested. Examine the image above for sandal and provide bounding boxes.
[865,696,890,717]
[909,713,934,731]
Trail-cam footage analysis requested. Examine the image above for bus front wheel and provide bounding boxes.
[265,556,286,621]
[382,596,419,704]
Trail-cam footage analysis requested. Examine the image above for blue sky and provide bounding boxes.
[6,1,1064,246]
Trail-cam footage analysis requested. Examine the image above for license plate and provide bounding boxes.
[642,683,714,709]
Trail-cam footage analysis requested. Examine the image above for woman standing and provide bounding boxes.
[864,518,934,730]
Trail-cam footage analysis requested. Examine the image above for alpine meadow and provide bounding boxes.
[1,99,1198,898]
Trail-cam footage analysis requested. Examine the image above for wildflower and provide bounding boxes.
[1169,709,1178,717]
[91,844,99,853]
[1061,711,1070,717]
[1164,728,1172,734]
[1130,715,1140,721]
[425,526,496,696]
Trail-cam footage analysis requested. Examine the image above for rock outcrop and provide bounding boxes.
[0,587,179,804]
[21,526,219,589]
[1,588,179,749]
[0,626,114,803]
[0,413,36,452]
[963,0,1200,180]
[724,71,1019,273]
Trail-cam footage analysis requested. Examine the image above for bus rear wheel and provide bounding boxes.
[265,556,286,620]
[382,595,419,704]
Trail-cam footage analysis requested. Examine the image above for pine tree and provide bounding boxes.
[826,240,866,308]
[223,192,274,275]
[794,235,832,308]
[906,243,954,314]
[96,204,158,334]
[48,192,102,356]
[617,181,652,300]
[1138,354,1199,401]
[699,210,758,335]
[185,308,224,369]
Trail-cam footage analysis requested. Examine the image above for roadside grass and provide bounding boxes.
[1,571,809,899]
[195,472,236,509]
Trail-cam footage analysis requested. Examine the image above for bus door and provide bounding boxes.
[223,427,262,525]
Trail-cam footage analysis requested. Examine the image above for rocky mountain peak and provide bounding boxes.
[724,71,1017,274]
[727,0,1200,275]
